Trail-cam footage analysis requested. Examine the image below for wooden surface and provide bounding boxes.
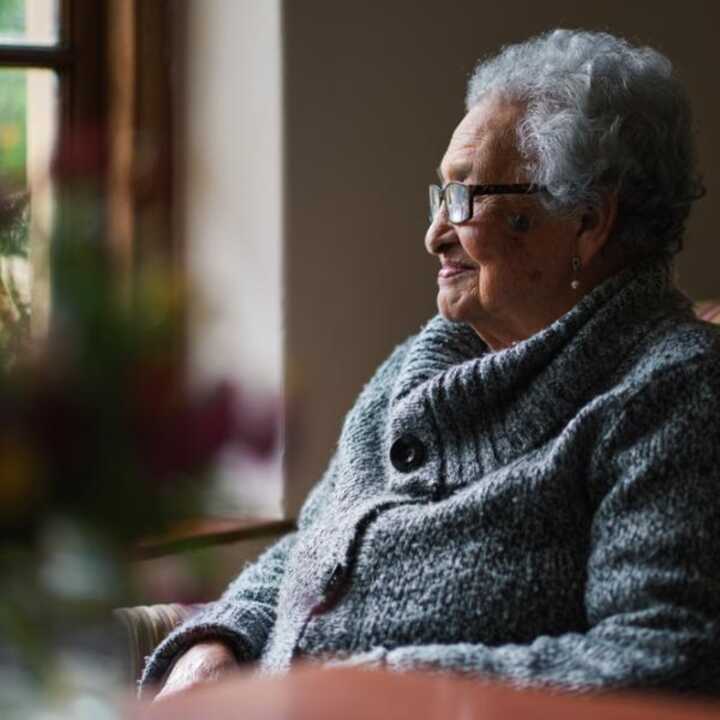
[135,516,295,559]
[127,665,720,720]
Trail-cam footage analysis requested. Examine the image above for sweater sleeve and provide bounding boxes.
[137,453,337,695]
[138,338,415,696]
[337,361,720,695]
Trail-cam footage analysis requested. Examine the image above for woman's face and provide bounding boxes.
[425,96,584,349]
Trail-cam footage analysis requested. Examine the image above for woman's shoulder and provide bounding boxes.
[604,301,720,384]
[619,308,720,386]
[596,309,720,435]
[585,311,720,500]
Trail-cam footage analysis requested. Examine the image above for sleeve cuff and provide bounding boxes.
[137,602,268,698]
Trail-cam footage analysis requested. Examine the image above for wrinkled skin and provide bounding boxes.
[425,94,619,350]
[153,641,239,702]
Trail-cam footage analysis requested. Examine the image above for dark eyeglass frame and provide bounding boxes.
[429,182,546,224]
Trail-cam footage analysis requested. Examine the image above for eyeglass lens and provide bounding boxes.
[446,183,469,223]
[429,185,441,223]
[428,183,470,224]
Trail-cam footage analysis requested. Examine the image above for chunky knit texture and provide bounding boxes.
[140,259,720,696]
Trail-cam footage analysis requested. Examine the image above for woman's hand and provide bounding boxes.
[153,640,239,701]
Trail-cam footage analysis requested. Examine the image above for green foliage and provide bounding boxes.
[0,269,30,363]
[0,192,30,367]
[0,69,27,183]
[0,191,28,257]
[0,3,36,355]
[0,0,25,36]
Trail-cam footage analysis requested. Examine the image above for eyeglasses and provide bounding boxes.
[428,182,545,224]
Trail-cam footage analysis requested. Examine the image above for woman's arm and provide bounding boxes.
[334,360,720,695]
[138,455,337,697]
[139,337,415,697]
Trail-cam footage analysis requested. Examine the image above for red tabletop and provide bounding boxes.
[127,665,720,720]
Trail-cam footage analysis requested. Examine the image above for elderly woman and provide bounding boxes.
[142,29,720,698]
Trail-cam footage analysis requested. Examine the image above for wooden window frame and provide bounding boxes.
[0,0,109,337]
[0,0,177,278]
[0,1,108,173]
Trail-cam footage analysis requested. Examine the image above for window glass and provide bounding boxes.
[0,0,59,47]
[0,67,58,345]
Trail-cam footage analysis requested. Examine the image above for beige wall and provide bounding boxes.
[283,0,720,515]
[177,0,285,519]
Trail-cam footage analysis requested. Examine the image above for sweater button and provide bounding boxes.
[390,434,426,473]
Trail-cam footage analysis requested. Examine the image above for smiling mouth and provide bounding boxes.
[438,264,476,279]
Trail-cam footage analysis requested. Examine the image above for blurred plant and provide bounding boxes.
[0,188,31,365]
[0,189,29,256]
[0,133,278,704]
[0,206,275,547]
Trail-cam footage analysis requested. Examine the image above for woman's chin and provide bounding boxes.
[437,291,478,325]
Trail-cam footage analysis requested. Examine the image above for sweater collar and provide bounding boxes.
[390,259,691,484]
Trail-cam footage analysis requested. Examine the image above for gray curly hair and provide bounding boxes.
[466,29,705,260]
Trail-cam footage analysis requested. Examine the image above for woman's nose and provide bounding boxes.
[425,205,458,256]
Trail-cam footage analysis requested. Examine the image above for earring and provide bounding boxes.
[571,255,581,290]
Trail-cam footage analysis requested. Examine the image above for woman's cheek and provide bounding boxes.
[461,230,492,263]
[462,212,518,263]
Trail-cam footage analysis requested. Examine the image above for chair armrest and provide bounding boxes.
[114,603,206,683]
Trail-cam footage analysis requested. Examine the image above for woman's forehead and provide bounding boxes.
[438,96,527,182]
[442,108,526,184]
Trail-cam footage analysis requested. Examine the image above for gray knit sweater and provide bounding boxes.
[140,259,720,696]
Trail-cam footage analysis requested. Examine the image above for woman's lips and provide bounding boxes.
[438,263,476,279]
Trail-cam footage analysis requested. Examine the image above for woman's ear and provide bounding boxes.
[576,192,618,266]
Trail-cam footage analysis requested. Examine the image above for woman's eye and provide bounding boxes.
[508,213,531,233]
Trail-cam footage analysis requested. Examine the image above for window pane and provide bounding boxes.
[0,0,59,46]
[0,67,58,349]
